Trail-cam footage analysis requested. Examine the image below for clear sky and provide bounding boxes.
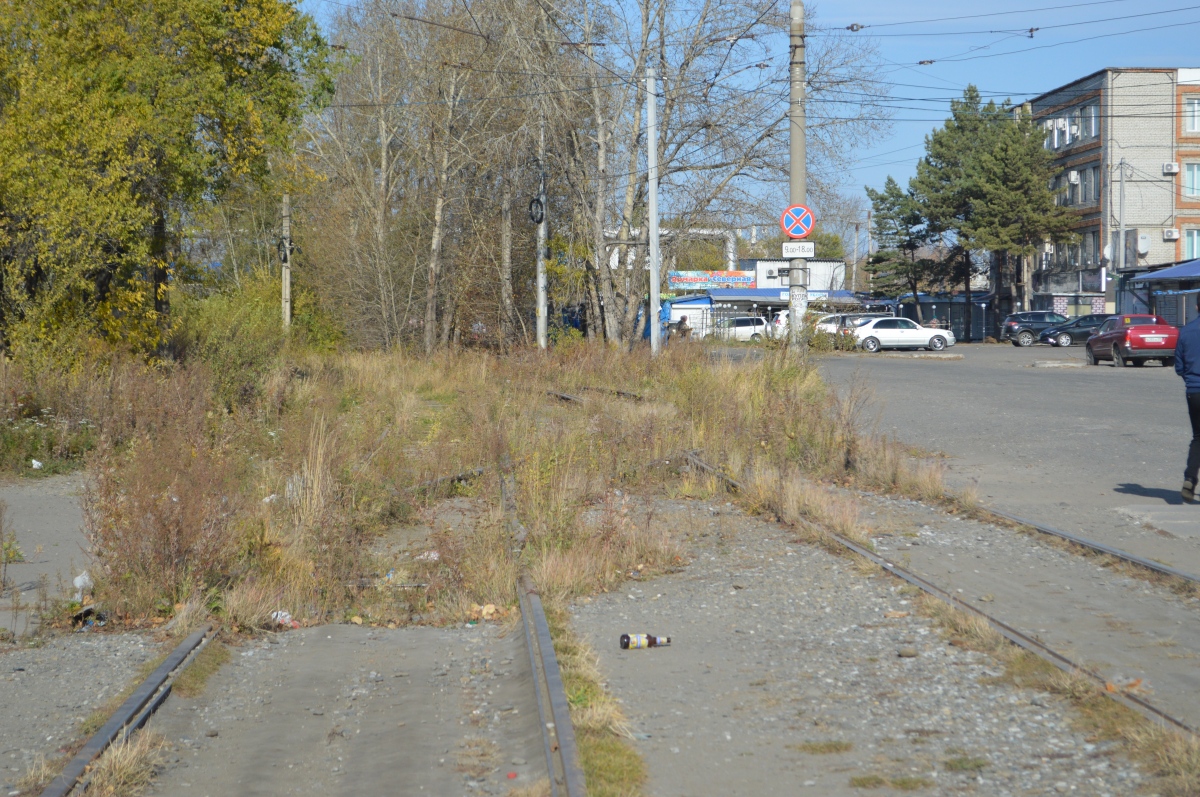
[818,0,1200,201]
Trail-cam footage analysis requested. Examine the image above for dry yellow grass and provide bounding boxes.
[86,732,166,797]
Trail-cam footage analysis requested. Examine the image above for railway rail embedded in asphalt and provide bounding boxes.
[681,450,1199,737]
[40,625,215,797]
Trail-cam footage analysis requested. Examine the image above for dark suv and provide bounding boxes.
[1001,311,1068,347]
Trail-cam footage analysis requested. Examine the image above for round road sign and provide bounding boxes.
[779,204,815,239]
[529,197,544,224]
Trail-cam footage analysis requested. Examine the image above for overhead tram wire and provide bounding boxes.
[844,0,1137,29]
[920,15,1200,64]
[848,2,1200,37]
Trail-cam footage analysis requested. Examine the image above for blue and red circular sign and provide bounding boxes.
[780,204,815,239]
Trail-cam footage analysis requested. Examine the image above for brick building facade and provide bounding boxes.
[1023,68,1200,318]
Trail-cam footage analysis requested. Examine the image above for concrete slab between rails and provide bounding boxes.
[1031,360,1087,368]
[1116,504,1200,539]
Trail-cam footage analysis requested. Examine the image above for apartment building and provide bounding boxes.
[1026,67,1200,316]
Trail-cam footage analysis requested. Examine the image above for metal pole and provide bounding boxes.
[281,193,291,329]
[787,0,807,349]
[1118,158,1127,276]
[647,66,662,356]
[536,117,548,349]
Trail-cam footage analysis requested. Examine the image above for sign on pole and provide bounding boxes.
[781,241,815,258]
[779,204,815,240]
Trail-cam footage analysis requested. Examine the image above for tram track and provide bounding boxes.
[542,386,1200,735]
[33,469,587,796]
[39,625,215,797]
[682,449,1199,736]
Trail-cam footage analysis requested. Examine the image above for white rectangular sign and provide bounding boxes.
[782,241,815,258]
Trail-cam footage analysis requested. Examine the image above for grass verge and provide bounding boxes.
[173,640,230,698]
[543,603,645,797]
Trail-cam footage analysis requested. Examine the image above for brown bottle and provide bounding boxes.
[620,633,671,649]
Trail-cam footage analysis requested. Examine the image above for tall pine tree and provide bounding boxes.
[910,86,1010,338]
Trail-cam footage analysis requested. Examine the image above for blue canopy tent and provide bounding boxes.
[1131,260,1200,326]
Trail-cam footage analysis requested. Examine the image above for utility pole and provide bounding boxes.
[647,66,662,356]
[851,221,860,292]
[536,116,548,350]
[281,193,292,329]
[787,0,807,349]
[1117,158,1127,276]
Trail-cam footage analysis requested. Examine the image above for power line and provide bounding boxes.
[926,16,1200,64]
[843,0,1137,30]
[852,2,1200,37]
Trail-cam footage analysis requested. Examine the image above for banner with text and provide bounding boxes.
[667,271,755,291]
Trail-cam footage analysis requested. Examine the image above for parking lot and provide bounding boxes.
[817,342,1200,575]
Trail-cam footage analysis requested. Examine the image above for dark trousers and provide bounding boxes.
[1187,393,1200,483]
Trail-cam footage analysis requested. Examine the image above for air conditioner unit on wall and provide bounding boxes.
[1164,228,1181,241]
[1068,171,1080,184]
[1164,162,1181,175]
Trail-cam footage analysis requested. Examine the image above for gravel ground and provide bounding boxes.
[846,488,1200,731]
[146,623,546,796]
[0,632,160,792]
[570,497,1150,797]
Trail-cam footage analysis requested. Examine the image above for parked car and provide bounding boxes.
[777,310,889,337]
[716,316,769,341]
[1085,314,1178,366]
[1000,311,1069,346]
[1037,314,1108,347]
[854,317,956,352]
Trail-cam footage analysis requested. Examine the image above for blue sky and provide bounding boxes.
[818,0,1200,199]
[298,0,1200,217]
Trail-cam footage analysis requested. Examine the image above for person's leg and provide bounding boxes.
[1185,393,1200,498]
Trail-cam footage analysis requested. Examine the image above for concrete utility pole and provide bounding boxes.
[787,0,807,348]
[281,193,292,329]
[851,221,860,292]
[536,117,548,350]
[647,66,662,355]
[1117,158,1127,275]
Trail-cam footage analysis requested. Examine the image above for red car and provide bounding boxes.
[1085,314,1177,367]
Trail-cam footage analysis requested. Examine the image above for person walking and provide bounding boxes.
[1175,295,1200,502]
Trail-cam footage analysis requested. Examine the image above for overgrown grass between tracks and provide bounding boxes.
[55,342,940,631]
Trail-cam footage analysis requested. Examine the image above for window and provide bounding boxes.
[1082,231,1093,265]
[1069,177,1078,205]
[1089,104,1098,137]
[1187,97,1200,133]
[1187,229,1200,260]
[897,319,920,330]
[1081,168,1092,202]
[1043,121,1053,149]
[1093,166,1102,201]
[1092,230,1101,262]
[874,319,899,330]
[1053,121,1060,149]
[1187,163,1200,197]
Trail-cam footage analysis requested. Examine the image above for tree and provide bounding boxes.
[864,177,943,321]
[909,86,1010,336]
[962,111,1075,311]
[0,0,328,356]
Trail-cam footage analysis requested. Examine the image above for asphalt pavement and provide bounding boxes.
[817,342,1200,577]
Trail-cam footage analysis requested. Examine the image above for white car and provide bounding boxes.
[776,310,891,336]
[854,317,955,352]
[715,316,769,341]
